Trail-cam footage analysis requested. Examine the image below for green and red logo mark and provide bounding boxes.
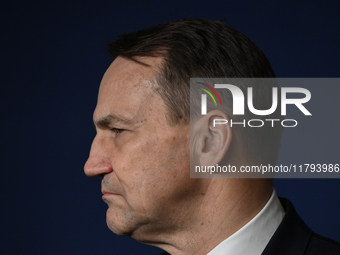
[196,82,222,106]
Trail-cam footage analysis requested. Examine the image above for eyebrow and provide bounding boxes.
[94,114,134,128]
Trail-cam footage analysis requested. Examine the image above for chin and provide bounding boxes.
[106,208,136,236]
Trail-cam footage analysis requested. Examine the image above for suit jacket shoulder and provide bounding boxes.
[262,197,340,255]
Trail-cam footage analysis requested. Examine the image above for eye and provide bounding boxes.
[110,128,124,135]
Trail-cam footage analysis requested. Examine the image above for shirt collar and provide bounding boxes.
[207,189,285,255]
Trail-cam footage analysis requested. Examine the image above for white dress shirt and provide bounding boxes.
[207,189,285,255]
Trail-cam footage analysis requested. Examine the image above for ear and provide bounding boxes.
[193,110,232,167]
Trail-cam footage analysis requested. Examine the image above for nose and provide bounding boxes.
[84,136,113,177]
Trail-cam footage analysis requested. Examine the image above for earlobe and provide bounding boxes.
[195,110,232,167]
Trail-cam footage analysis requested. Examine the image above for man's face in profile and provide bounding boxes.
[84,56,202,238]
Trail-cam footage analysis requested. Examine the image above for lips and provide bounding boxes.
[102,191,120,203]
[102,189,120,196]
[101,184,122,197]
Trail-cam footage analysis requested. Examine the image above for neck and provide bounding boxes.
[139,178,273,255]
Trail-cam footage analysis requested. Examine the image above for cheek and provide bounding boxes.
[108,133,169,197]
[140,134,189,175]
[110,129,194,211]
[137,135,193,201]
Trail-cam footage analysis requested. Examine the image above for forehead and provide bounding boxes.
[94,57,163,122]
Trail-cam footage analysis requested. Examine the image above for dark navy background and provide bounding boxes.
[1,1,339,254]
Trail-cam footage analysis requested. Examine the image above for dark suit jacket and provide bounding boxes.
[159,198,340,255]
[262,198,340,255]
